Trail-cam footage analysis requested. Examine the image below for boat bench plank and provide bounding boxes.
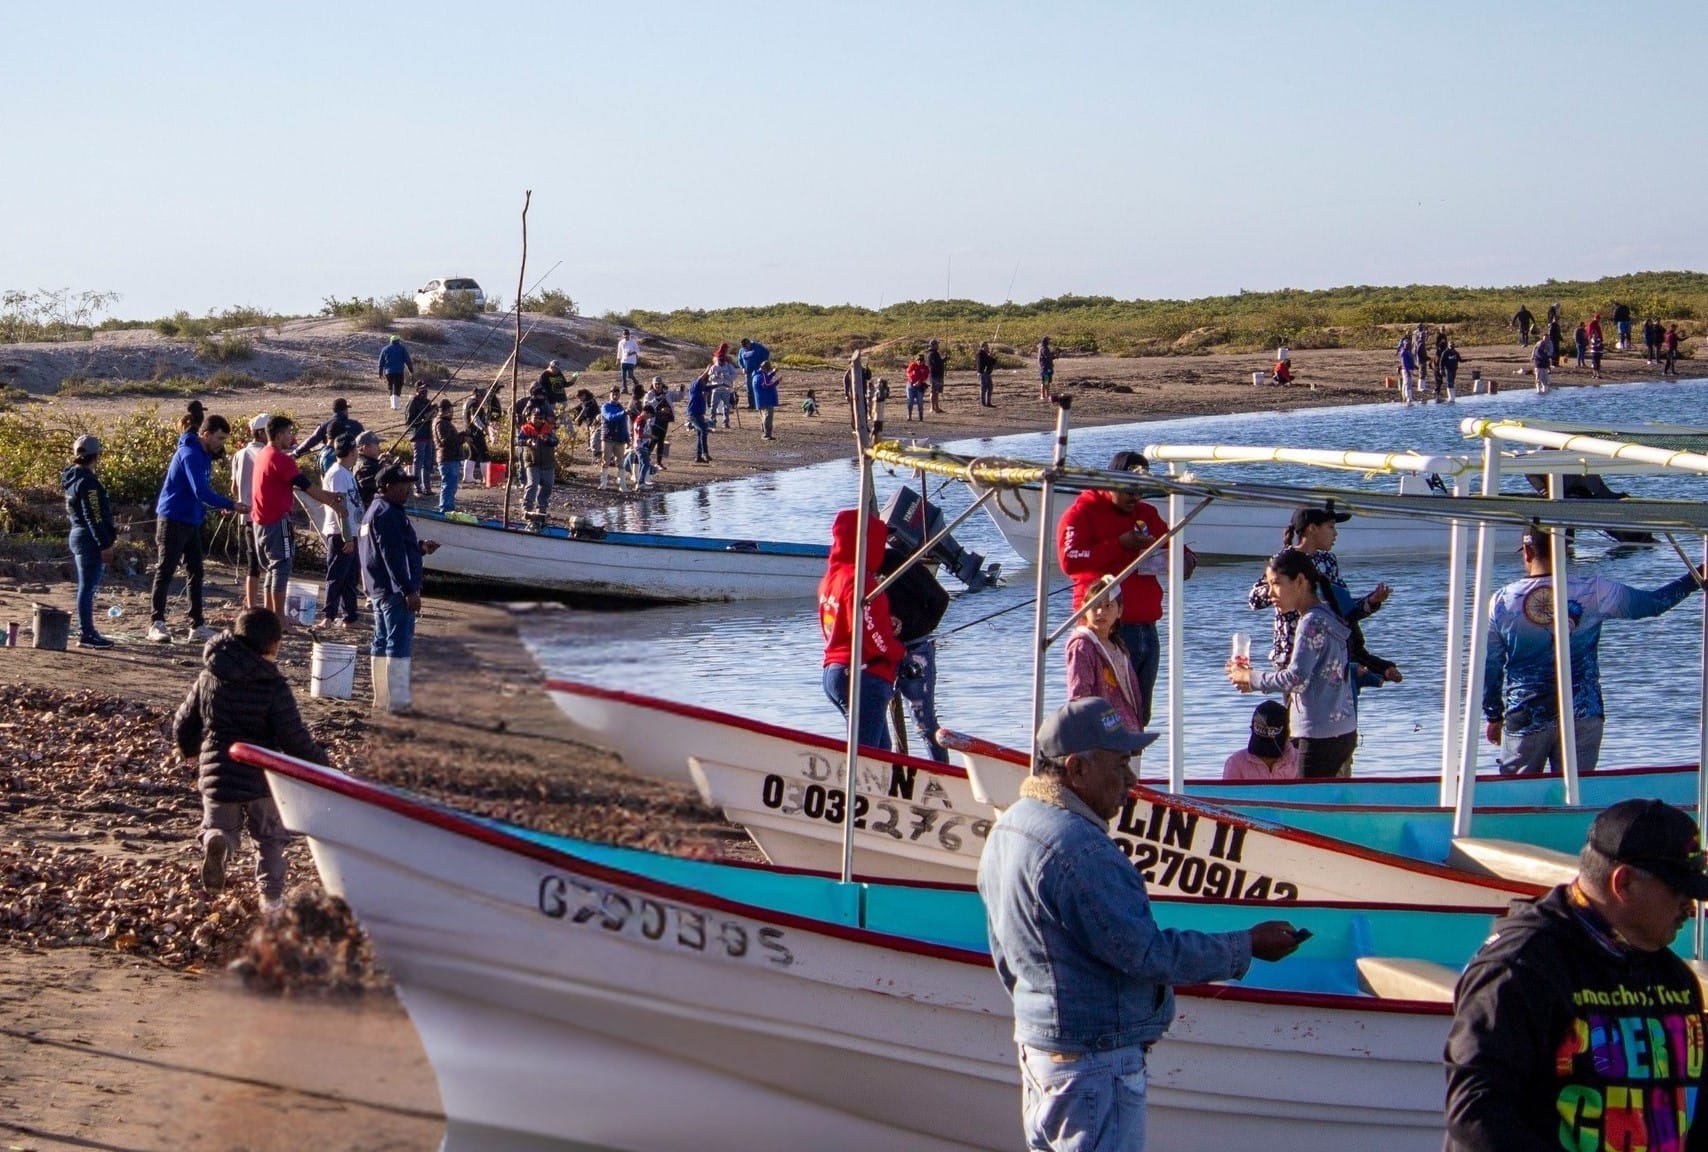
[1447,838,1578,887]
[1357,957,1460,1003]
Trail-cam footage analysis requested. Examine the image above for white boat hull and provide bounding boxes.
[407,510,826,602]
[554,682,1530,906]
[978,483,1516,564]
[688,751,1530,907]
[257,749,1461,1152]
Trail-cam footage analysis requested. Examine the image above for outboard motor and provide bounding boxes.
[880,485,1001,591]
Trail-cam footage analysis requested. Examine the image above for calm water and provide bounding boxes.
[523,378,1708,779]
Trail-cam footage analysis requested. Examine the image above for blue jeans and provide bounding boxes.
[690,415,711,460]
[370,591,416,658]
[821,665,893,751]
[1500,714,1606,775]
[412,441,434,492]
[895,639,947,762]
[437,462,460,513]
[621,363,638,389]
[69,528,104,639]
[1019,1043,1147,1152]
[1116,621,1160,728]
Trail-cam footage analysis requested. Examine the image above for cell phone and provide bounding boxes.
[1292,928,1313,943]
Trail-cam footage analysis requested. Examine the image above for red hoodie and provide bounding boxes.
[1056,489,1169,623]
[818,509,901,681]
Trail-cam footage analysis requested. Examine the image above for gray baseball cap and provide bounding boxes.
[1037,697,1159,760]
[73,434,102,458]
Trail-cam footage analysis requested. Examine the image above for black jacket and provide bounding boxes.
[881,544,949,645]
[61,464,115,548]
[354,453,389,509]
[172,634,326,803]
[405,393,435,442]
[1444,884,1708,1151]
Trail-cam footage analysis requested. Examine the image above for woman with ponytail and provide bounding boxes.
[1228,548,1358,778]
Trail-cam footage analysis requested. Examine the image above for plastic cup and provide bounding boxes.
[1230,631,1251,667]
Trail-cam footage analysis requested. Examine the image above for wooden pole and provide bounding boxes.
[503,191,531,528]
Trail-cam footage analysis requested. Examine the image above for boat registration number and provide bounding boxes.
[537,873,794,968]
[760,773,992,855]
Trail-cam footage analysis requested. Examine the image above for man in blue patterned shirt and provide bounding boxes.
[1483,525,1703,775]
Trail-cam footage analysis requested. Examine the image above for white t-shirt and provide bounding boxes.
[318,461,358,539]
[617,336,639,365]
[231,441,264,521]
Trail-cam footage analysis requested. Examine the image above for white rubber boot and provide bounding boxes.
[370,655,390,711]
[388,657,413,714]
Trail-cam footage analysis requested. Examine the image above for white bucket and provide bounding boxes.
[285,579,320,627]
[1251,371,1265,387]
[310,642,357,699]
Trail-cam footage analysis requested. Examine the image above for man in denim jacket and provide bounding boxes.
[978,697,1303,1151]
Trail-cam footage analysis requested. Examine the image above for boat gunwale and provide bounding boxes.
[546,678,971,780]
[239,742,1468,1016]
[405,507,828,557]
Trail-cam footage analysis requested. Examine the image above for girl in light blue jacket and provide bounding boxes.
[1228,548,1357,779]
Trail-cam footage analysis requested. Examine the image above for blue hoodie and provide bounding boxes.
[738,341,769,383]
[155,431,236,526]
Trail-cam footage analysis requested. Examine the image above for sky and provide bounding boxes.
[4,0,1704,322]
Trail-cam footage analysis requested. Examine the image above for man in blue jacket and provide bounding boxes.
[358,465,439,713]
[737,337,769,410]
[150,414,247,643]
[978,697,1302,1152]
[1484,525,1703,775]
[378,335,413,410]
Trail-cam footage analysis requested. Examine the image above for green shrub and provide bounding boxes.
[58,375,216,398]
[206,368,262,390]
[412,357,453,381]
[399,324,445,344]
[430,294,481,321]
[520,289,579,318]
[352,308,393,332]
[196,334,254,362]
[587,355,619,371]
[321,295,382,318]
[385,292,421,319]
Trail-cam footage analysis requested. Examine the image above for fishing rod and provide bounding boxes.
[936,579,1072,645]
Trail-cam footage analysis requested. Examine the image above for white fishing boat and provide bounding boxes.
[405,507,828,603]
[969,441,1674,565]
[246,742,1496,1152]
[553,680,1537,904]
[688,750,1539,905]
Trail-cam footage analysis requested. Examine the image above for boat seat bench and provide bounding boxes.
[1447,837,1578,887]
[1356,957,1460,1003]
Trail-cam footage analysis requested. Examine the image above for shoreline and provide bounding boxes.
[1,349,1697,1150]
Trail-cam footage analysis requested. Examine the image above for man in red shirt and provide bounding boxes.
[1056,450,1173,728]
[251,415,343,623]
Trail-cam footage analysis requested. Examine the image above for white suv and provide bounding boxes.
[415,277,486,315]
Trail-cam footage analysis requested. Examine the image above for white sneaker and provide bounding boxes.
[260,894,285,915]
[187,624,219,641]
[147,621,171,643]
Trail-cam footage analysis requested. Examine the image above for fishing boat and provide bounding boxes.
[405,507,828,603]
[548,675,1700,813]
[937,727,1702,810]
[246,741,1500,1152]
[552,679,1540,904]
[688,749,1540,904]
[974,445,1516,565]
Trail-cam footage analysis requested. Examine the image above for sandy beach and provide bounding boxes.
[0,337,1693,1150]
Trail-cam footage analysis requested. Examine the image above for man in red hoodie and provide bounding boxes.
[1057,450,1172,728]
[819,507,902,750]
